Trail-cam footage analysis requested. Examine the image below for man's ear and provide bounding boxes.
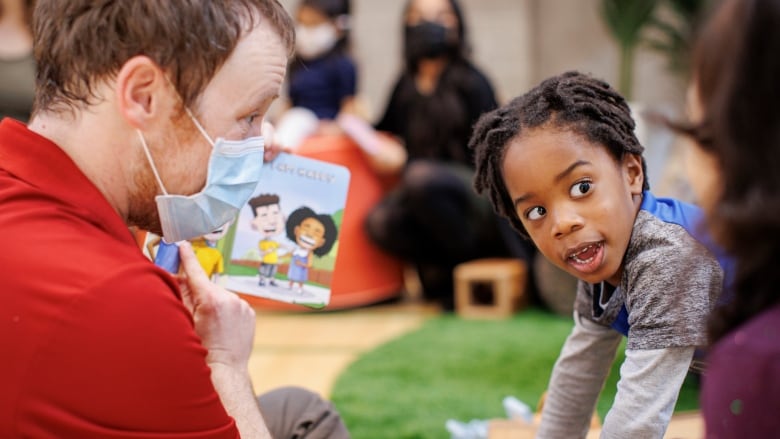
[623,153,644,195]
[115,56,168,130]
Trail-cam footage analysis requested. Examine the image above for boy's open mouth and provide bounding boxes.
[565,241,605,274]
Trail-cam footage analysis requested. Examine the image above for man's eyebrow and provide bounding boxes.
[247,90,279,109]
[554,160,591,183]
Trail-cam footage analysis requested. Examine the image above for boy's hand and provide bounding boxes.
[177,241,255,369]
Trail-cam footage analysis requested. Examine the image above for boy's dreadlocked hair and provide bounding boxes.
[470,70,649,237]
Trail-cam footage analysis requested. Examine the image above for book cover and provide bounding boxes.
[146,153,350,309]
[221,152,350,308]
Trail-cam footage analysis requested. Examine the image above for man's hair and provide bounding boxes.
[248,193,281,216]
[32,0,294,115]
[470,70,648,238]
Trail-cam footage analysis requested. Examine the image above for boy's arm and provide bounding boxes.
[600,346,694,438]
[537,310,622,439]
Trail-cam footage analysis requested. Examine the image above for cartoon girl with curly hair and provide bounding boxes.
[285,206,338,293]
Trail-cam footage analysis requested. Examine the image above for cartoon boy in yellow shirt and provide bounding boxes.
[190,223,231,282]
[249,194,286,286]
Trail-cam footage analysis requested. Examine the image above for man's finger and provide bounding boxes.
[178,241,212,294]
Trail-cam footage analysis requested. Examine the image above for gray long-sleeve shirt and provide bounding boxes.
[537,200,724,439]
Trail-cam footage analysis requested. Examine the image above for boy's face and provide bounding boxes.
[252,203,285,238]
[502,128,644,286]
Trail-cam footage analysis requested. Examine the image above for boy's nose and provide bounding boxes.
[551,208,584,239]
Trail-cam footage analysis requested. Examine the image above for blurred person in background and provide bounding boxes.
[675,0,780,436]
[364,0,534,310]
[274,0,359,150]
[0,0,34,122]
[288,0,355,120]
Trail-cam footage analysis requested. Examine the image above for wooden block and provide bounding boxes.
[454,258,527,319]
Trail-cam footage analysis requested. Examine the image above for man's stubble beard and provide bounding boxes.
[127,160,164,236]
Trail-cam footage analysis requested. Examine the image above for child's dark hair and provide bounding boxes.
[285,206,338,257]
[248,193,280,216]
[471,70,649,237]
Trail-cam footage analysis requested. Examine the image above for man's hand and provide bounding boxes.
[177,241,272,439]
[177,241,255,369]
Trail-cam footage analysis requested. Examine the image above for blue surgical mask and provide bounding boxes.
[137,110,264,243]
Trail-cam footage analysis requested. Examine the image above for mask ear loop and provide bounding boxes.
[136,130,169,196]
[163,74,216,148]
[184,107,216,148]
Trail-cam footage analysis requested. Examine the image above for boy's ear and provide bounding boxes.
[623,153,644,195]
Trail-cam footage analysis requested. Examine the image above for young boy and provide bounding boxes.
[470,71,724,438]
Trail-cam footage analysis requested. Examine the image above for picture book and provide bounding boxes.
[145,152,350,309]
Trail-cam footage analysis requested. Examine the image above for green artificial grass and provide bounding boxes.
[330,308,700,439]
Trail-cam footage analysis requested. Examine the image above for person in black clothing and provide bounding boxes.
[365,0,533,310]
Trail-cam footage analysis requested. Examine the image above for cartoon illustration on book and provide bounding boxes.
[248,194,288,287]
[284,206,338,294]
[220,153,350,308]
[145,220,232,281]
[189,222,231,282]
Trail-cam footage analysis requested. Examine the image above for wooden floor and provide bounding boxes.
[248,299,439,397]
[246,298,704,438]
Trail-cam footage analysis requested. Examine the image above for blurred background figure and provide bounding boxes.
[274,0,357,150]
[675,0,780,436]
[0,0,35,122]
[364,0,533,310]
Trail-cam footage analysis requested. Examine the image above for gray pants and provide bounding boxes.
[259,263,278,278]
[258,386,350,439]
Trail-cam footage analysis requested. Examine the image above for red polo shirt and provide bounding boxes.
[0,119,239,438]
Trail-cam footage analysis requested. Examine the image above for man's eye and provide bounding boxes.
[526,206,546,221]
[570,180,592,198]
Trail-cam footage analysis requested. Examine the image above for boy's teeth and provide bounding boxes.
[571,244,592,258]
[569,243,599,263]
[572,254,594,263]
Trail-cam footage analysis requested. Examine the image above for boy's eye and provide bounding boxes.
[525,206,546,221]
[570,180,592,198]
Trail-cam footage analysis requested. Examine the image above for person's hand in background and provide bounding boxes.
[262,120,283,162]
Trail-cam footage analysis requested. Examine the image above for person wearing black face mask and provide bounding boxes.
[404,19,456,63]
[365,0,535,310]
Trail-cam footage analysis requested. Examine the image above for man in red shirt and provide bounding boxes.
[0,1,349,438]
